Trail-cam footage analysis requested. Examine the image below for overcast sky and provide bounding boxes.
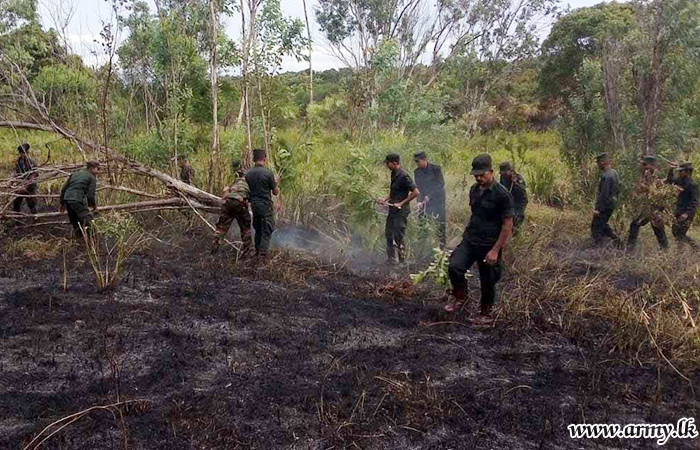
[38,0,614,72]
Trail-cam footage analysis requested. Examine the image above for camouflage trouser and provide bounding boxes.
[251,201,275,255]
[215,198,252,254]
[12,183,37,214]
[65,200,91,238]
[627,214,668,250]
[672,214,698,249]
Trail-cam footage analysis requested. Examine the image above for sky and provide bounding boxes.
[37,0,616,72]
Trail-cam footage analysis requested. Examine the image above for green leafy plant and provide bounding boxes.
[410,248,452,288]
[82,212,148,292]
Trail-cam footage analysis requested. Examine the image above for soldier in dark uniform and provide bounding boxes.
[212,159,252,256]
[179,156,195,185]
[59,161,100,238]
[245,149,279,259]
[379,153,419,264]
[413,151,446,248]
[444,154,514,323]
[667,161,699,249]
[626,156,668,251]
[591,153,622,247]
[12,143,38,214]
[498,161,528,235]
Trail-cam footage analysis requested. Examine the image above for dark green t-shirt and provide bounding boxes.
[245,165,277,205]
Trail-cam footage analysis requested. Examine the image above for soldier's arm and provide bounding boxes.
[435,166,445,190]
[87,176,97,208]
[59,175,70,206]
[687,182,699,217]
[666,168,676,185]
[596,175,612,211]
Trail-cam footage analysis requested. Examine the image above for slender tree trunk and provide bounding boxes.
[640,0,668,158]
[258,76,270,154]
[602,40,626,151]
[240,0,253,167]
[302,0,313,121]
[208,0,219,192]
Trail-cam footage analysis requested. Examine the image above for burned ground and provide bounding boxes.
[0,222,699,449]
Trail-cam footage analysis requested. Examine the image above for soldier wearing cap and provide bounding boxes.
[444,154,514,322]
[413,151,446,248]
[212,159,252,256]
[498,161,528,235]
[179,155,195,186]
[245,149,279,259]
[379,153,419,264]
[13,143,38,215]
[59,161,100,238]
[667,161,699,249]
[592,153,623,247]
[626,156,668,251]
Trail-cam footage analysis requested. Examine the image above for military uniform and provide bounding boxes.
[386,167,417,262]
[214,172,252,254]
[245,164,277,256]
[667,164,699,249]
[180,164,195,185]
[448,178,514,314]
[592,165,622,246]
[499,173,528,233]
[627,162,668,250]
[414,160,446,248]
[60,168,97,237]
[13,150,38,214]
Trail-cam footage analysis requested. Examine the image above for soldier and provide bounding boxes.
[379,153,419,264]
[413,151,446,249]
[667,161,699,249]
[498,161,528,235]
[12,143,38,215]
[245,149,279,259]
[212,159,252,256]
[591,153,622,247]
[59,161,100,238]
[444,154,514,323]
[179,156,195,186]
[626,156,668,251]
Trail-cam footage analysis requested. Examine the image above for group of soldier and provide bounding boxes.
[10,143,698,322]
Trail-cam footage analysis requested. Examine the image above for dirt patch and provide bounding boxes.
[0,223,698,449]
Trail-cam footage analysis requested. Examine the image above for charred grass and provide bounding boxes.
[1,208,699,449]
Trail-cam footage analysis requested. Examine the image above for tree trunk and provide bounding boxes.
[302,0,313,121]
[208,0,220,192]
[602,40,626,151]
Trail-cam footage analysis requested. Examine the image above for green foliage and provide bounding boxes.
[31,64,98,122]
[409,248,451,288]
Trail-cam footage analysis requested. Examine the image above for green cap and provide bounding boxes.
[499,161,512,172]
[384,153,400,163]
[680,162,693,171]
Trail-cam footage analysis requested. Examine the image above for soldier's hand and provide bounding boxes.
[670,161,679,168]
[680,213,689,221]
[92,206,98,213]
[593,210,600,216]
[378,198,387,206]
[59,204,65,213]
[484,249,499,266]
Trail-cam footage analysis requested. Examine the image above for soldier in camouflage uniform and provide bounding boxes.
[59,161,100,238]
[179,156,195,186]
[212,159,252,256]
[12,143,38,215]
[626,156,669,251]
[667,161,699,249]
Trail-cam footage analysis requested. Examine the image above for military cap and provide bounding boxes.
[252,148,266,161]
[413,151,427,161]
[471,153,493,175]
[641,156,657,165]
[17,143,30,153]
[231,159,242,170]
[596,153,610,162]
[384,153,400,163]
[86,161,100,169]
[679,162,693,171]
[499,161,512,172]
